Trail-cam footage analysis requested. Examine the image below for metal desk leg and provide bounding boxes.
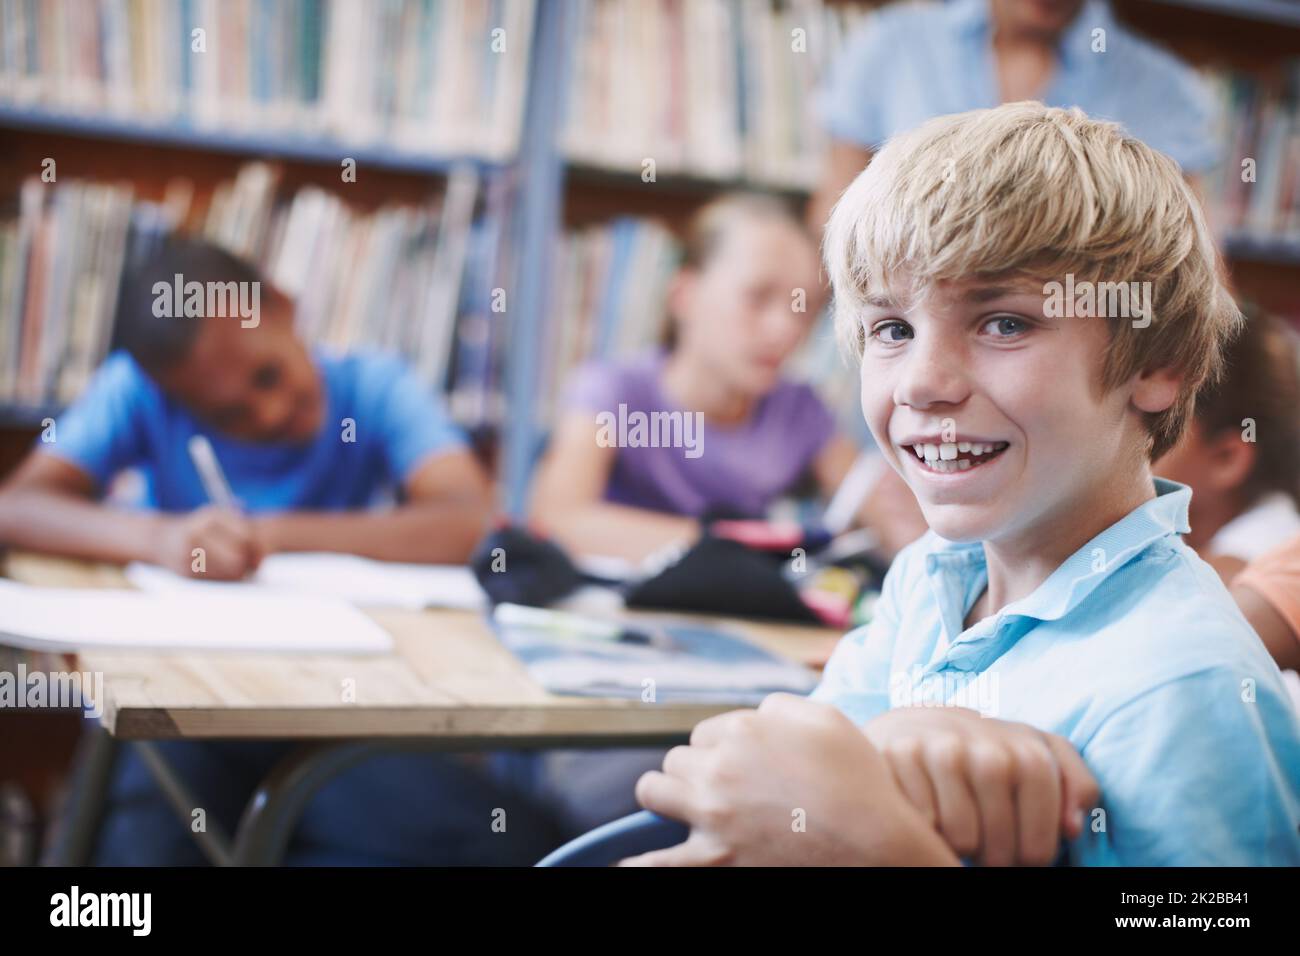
[41,722,118,867]
[231,741,382,867]
[132,740,235,866]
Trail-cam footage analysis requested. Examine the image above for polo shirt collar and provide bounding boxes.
[924,478,1192,633]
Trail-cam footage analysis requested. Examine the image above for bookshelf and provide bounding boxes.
[0,104,509,176]
[2,0,1300,516]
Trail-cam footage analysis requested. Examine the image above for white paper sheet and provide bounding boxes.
[125,552,486,611]
[0,578,393,654]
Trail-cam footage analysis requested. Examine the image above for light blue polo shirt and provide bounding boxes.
[818,0,1220,173]
[813,479,1300,865]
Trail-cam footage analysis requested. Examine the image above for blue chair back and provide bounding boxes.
[537,811,689,867]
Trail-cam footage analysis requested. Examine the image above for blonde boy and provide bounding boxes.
[632,103,1300,866]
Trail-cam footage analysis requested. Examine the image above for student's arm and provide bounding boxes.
[1234,582,1300,670]
[1229,535,1300,670]
[625,694,960,866]
[0,354,262,579]
[528,412,700,564]
[807,140,874,238]
[0,453,263,579]
[861,706,1099,866]
[255,447,492,564]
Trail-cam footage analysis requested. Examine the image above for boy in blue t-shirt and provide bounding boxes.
[0,238,489,574]
[0,238,561,864]
[628,104,1300,866]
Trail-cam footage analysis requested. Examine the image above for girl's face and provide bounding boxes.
[672,217,825,398]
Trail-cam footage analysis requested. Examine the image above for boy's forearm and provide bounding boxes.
[256,498,491,564]
[0,488,163,566]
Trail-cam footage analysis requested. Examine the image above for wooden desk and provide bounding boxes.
[3,551,844,865]
[4,552,842,741]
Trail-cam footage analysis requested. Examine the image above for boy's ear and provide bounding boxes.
[1131,367,1181,415]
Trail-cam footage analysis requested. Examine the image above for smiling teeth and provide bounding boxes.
[911,441,1001,457]
[908,440,1008,469]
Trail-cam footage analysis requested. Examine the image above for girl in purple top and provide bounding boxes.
[530,193,924,564]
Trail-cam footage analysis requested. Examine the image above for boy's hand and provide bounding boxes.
[623,694,959,866]
[863,707,1099,866]
[154,506,265,581]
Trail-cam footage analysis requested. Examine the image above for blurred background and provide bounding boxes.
[1,0,1299,863]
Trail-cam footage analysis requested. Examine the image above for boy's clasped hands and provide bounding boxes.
[624,696,1098,867]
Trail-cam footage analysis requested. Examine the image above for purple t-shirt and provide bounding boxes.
[563,353,837,518]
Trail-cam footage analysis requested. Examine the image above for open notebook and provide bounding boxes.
[491,603,818,705]
[125,552,486,611]
[0,578,393,654]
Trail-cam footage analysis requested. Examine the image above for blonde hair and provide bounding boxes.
[823,101,1241,460]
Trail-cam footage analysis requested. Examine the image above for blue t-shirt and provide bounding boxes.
[818,0,1220,173]
[46,350,465,512]
[813,480,1300,865]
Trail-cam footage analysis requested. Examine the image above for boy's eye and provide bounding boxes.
[870,320,913,344]
[981,314,1030,338]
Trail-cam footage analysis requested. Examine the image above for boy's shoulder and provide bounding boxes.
[72,350,167,416]
[1079,538,1271,677]
[315,347,411,383]
[314,348,427,403]
[92,349,160,392]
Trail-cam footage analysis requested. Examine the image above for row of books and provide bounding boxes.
[0,165,511,429]
[1205,64,1300,248]
[0,0,535,161]
[561,0,880,189]
[537,216,679,423]
[0,179,133,406]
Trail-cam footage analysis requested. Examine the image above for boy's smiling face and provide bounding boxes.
[859,277,1154,548]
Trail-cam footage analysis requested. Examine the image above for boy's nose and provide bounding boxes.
[253,394,295,437]
[892,337,971,410]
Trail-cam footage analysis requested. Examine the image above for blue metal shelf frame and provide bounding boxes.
[0,104,509,176]
[498,0,575,517]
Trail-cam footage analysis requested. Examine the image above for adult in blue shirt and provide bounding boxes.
[808,0,1218,230]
